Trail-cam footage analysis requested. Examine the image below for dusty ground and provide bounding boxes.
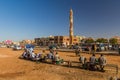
[0,48,119,80]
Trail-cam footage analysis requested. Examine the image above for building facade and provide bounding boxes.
[35,36,54,46]
[35,36,79,46]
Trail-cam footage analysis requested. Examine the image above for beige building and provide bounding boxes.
[54,36,78,46]
[35,36,54,46]
[25,40,34,44]
[35,36,79,46]
[20,40,35,46]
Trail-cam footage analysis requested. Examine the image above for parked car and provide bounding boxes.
[0,45,7,48]
[68,45,80,49]
[80,43,92,51]
[49,44,59,49]
[13,45,22,50]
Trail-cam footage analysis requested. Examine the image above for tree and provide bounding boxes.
[85,38,94,43]
[96,38,108,43]
[109,38,118,45]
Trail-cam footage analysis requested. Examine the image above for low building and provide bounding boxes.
[54,36,79,46]
[35,36,54,46]
[35,35,79,46]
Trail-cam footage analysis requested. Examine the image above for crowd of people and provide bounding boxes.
[20,46,107,72]
[20,48,64,64]
[79,53,107,72]
[74,44,107,72]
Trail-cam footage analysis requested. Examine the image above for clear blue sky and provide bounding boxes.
[0,0,120,41]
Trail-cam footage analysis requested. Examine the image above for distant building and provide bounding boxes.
[35,36,54,46]
[35,35,79,46]
[35,37,49,46]
[20,40,34,45]
[54,36,78,46]
[54,36,69,46]
[34,38,40,45]
[13,42,20,45]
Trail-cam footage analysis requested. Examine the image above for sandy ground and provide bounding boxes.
[0,48,119,80]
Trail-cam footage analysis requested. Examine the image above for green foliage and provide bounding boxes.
[85,38,94,43]
[96,38,108,43]
[109,38,118,45]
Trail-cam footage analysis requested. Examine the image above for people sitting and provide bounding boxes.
[33,50,47,62]
[47,50,57,64]
[79,55,87,69]
[20,49,30,59]
[75,47,81,56]
[54,52,63,64]
[89,54,97,71]
[98,54,106,72]
[39,50,46,62]
[47,50,54,60]
[35,52,41,61]
[20,49,27,59]
[20,48,107,72]
[30,51,36,61]
[78,54,107,72]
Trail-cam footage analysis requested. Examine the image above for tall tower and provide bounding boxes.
[69,9,74,45]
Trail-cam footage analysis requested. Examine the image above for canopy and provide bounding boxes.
[25,44,34,49]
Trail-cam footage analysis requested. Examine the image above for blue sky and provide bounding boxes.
[0,0,120,41]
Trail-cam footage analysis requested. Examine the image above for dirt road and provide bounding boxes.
[0,48,119,80]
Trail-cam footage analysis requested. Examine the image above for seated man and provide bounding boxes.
[45,51,54,63]
[35,52,41,61]
[40,50,46,62]
[47,51,53,59]
[30,51,36,61]
[75,47,81,56]
[20,49,28,59]
[79,55,87,69]
[98,54,106,71]
[54,52,63,64]
[89,54,97,70]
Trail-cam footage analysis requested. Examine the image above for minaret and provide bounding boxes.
[69,9,74,45]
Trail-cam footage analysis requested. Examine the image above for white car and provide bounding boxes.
[0,45,7,48]
[13,45,22,50]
